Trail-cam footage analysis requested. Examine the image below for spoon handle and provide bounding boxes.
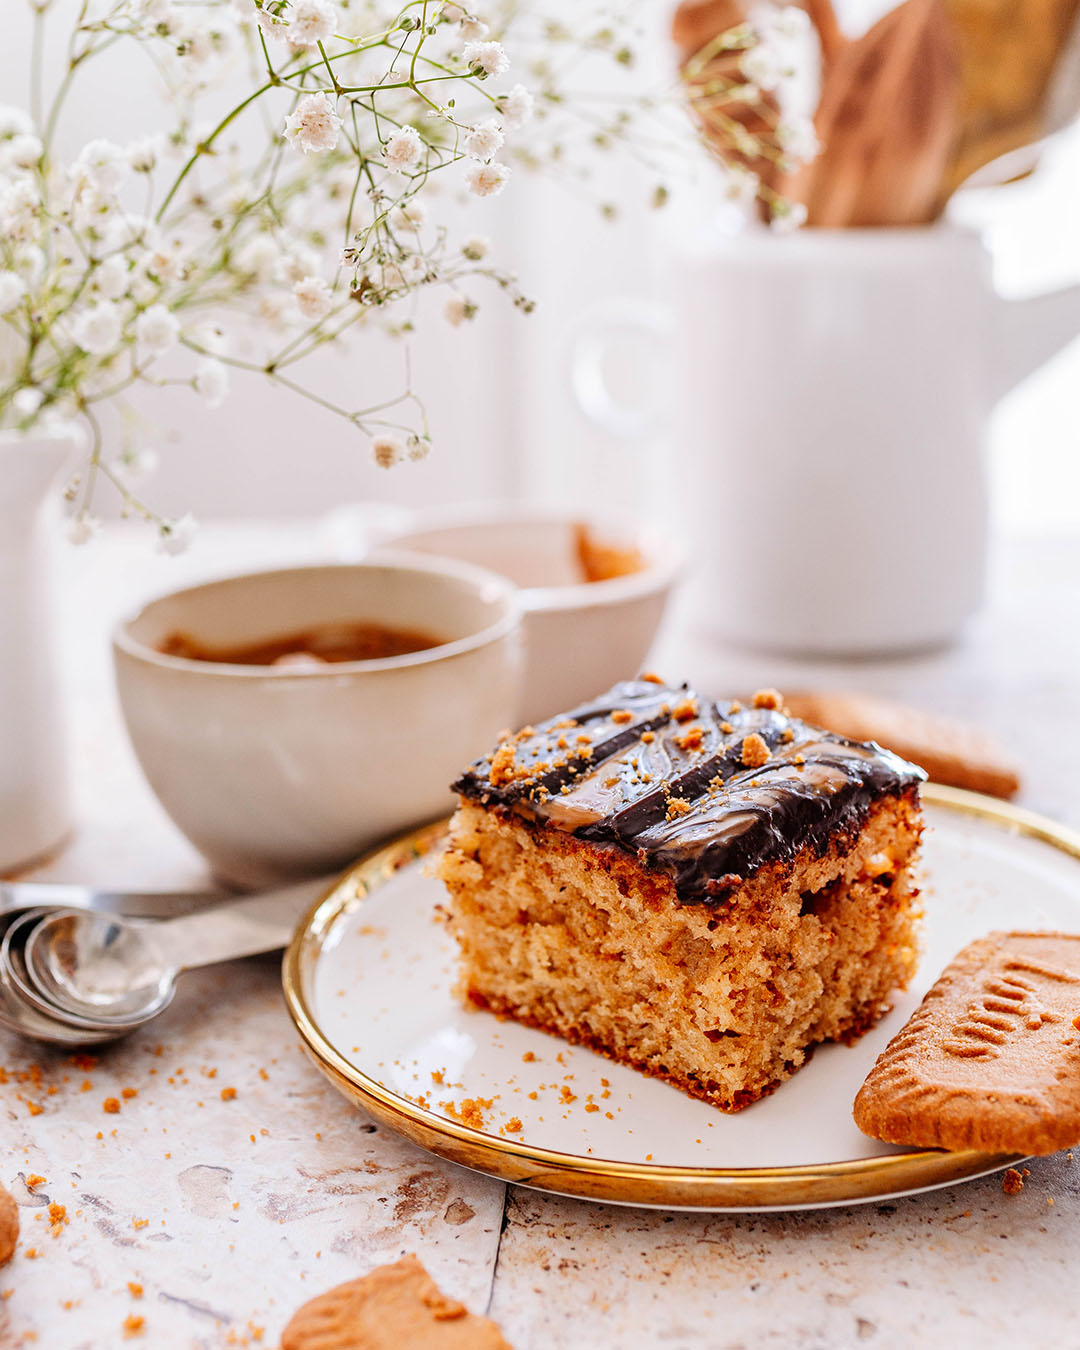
[0,883,229,920]
[151,876,333,971]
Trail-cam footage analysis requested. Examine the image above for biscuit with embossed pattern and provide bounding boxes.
[784,691,1021,799]
[854,932,1080,1155]
[0,1184,17,1266]
[280,1253,511,1350]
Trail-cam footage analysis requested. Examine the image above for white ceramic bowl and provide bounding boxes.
[328,503,683,724]
[114,558,522,888]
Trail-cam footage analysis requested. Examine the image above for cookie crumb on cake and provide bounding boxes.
[740,733,770,768]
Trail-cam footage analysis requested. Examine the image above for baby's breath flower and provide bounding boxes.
[234,234,280,280]
[444,294,476,327]
[721,165,760,207]
[13,243,45,282]
[770,198,808,233]
[372,434,405,468]
[407,434,430,462]
[463,40,510,78]
[92,255,131,302]
[252,1,283,36]
[497,84,533,130]
[460,18,488,41]
[176,12,239,69]
[158,513,198,555]
[113,448,159,485]
[194,357,229,406]
[777,116,819,164]
[128,138,158,173]
[258,293,291,328]
[293,275,332,320]
[383,126,424,172]
[464,160,510,198]
[71,302,124,355]
[764,6,812,40]
[135,303,180,355]
[464,119,505,161]
[130,271,160,306]
[142,241,187,283]
[280,244,320,284]
[461,235,489,261]
[65,513,102,546]
[6,134,43,171]
[0,178,39,242]
[0,106,32,139]
[0,270,26,314]
[285,0,338,50]
[74,139,129,194]
[405,254,435,284]
[136,0,175,24]
[740,40,792,93]
[12,387,43,419]
[284,92,342,154]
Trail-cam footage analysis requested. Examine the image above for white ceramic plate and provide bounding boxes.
[284,786,1080,1211]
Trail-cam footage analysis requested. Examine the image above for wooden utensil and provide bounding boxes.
[789,0,961,226]
[939,0,1080,199]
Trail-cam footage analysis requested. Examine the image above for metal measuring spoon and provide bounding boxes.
[23,876,328,1028]
[0,910,152,1033]
[0,914,116,1047]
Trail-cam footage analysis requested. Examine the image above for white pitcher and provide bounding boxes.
[573,223,1080,655]
[0,431,78,871]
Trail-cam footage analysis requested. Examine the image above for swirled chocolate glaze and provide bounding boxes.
[452,680,925,904]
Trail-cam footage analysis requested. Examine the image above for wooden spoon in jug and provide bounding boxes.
[787,0,961,226]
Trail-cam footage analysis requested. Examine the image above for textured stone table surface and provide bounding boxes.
[2,522,1078,1349]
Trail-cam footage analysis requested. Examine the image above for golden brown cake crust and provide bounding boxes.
[280,1254,512,1350]
[854,931,1080,1155]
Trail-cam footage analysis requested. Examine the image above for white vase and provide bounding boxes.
[572,223,1080,656]
[0,431,78,871]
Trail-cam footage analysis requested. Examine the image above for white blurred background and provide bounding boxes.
[4,0,1079,534]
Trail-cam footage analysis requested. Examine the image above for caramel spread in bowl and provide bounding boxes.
[158,620,443,667]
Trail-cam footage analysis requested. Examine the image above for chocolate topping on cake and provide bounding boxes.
[452,680,926,903]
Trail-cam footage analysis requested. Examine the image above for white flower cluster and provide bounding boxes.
[280,18,529,207]
[1,0,667,526]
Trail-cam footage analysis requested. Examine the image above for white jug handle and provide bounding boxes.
[570,298,675,441]
[317,501,417,561]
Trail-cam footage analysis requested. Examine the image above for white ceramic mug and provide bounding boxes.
[114,558,522,888]
[573,222,1080,656]
[322,502,684,724]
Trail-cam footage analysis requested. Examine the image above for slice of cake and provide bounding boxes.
[438,679,926,1112]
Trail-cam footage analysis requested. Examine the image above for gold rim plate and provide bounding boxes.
[282,784,1080,1211]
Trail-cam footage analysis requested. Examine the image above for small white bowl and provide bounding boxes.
[328,503,683,725]
[113,558,522,888]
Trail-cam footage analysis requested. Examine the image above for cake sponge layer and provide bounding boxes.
[440,792,922,1111]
